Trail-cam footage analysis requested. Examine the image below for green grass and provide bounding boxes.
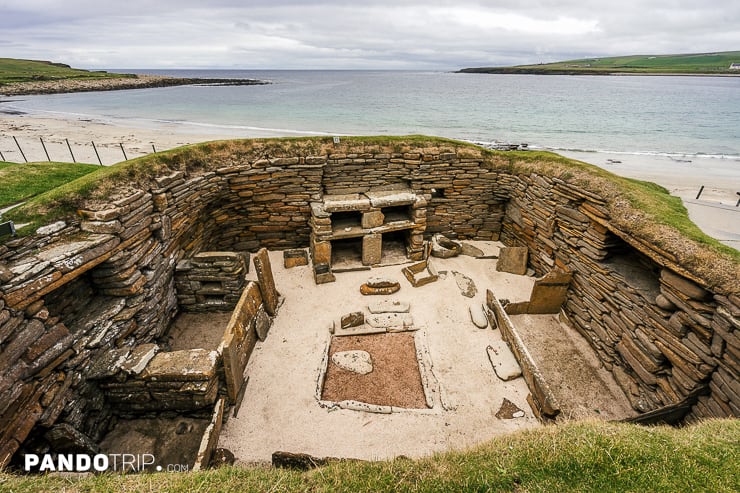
[460,50,740,74]
[1,419,737,492]
[0,161,101,209]
[0,58,134,85]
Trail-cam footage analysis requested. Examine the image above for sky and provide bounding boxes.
[1,0,739,70]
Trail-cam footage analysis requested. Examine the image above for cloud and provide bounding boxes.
[1,1,738,69]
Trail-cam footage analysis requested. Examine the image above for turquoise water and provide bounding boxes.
[5,70,740,159]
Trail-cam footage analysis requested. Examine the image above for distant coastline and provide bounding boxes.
[457,67,740,76]
[459,50,740,76]
[0,74,268,96]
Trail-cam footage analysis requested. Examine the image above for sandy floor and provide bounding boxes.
[217,243,634,464]
[165,312,232,351]
[559,150,740,248]
[218,244,543,464]
[511,313,635,421]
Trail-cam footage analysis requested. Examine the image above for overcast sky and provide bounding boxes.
[2,1,738,70]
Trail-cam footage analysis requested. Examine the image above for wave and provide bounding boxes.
[4,104,344,138]
[466,139,740,161]
[145,118,341,137]
[545,146,740,161]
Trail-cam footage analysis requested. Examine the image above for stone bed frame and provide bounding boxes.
[0,138,737,469]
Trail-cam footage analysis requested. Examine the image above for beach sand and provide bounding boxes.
[1,111,738,248]
[559,150,740,249]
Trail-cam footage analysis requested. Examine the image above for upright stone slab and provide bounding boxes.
[496,247,529,275]
[253,248,280,316]
[527,269,573,314]
[222,282,262,403]
[362,234,382,266]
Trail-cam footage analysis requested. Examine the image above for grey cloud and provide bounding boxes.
[1,1,737,68]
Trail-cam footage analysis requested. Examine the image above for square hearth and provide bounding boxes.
[321,332,429,409]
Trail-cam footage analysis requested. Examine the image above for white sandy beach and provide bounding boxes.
[1,111,738,248]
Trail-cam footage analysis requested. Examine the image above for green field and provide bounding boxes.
[460,50,740,74]
[0,161,101,209]
[0,58,134,85]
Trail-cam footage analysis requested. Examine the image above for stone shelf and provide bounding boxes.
[310,188,427,282]
[330,220,417,240]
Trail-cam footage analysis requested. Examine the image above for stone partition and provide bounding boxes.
[0,137,737,469]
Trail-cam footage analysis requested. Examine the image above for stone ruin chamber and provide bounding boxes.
[0,138,737,470]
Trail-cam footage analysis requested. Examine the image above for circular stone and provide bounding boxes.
[332,350,373,375]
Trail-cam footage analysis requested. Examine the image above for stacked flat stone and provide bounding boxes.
[309,188,427,283]
[501,172,739,419]
[175,251,249,312]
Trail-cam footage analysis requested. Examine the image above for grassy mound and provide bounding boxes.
[0,419,737,492]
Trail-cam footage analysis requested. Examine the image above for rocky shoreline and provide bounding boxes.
[0,74,268,96]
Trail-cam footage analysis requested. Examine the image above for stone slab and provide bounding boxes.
[120,343,159,375]
[362,211,385,229]
[366,312,413,330]
[332,350,373,375]
[323,194,371,212]
[254,248,280,316]
[487,342,522,381]
[362,234,382,266]
[367,300,410,314]
[142,349,218,382]
[452,271,477,298]
[283,249,309,269]
[333,324,386,337]
[340,311,365,329]
[469,304,488,329]
[660,269,710,301]
[255,305,271,342]
[527,269,572,314]
[496,247,529,275]
[363,189,416,208]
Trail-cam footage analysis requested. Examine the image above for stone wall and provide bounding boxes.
[0,138,737,468]
[499,173,739,419]
[175,251,249,312]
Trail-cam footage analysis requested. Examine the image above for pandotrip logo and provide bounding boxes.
[23,453,189,473]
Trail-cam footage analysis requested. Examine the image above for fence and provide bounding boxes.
[0,135,161,166]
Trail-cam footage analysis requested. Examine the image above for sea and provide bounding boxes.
[4,70,740,160]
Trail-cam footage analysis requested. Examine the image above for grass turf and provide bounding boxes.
[0,161,101,209]
[0,419,737,492]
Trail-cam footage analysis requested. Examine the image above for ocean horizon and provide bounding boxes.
[3,70,740,161]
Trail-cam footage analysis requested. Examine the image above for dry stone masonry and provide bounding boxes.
[0,137,737,469]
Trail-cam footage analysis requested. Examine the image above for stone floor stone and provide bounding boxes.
[332,350,373,375]
[487,342,522,381]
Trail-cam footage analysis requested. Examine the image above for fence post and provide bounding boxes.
[91,141,102,166]
[152,144,157,154]
[65,139,76,163]
[0,149,5,161]
[119,143,128,161]
[40,137,51,162]
[12,136,27,163]
[695,185,705,200]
